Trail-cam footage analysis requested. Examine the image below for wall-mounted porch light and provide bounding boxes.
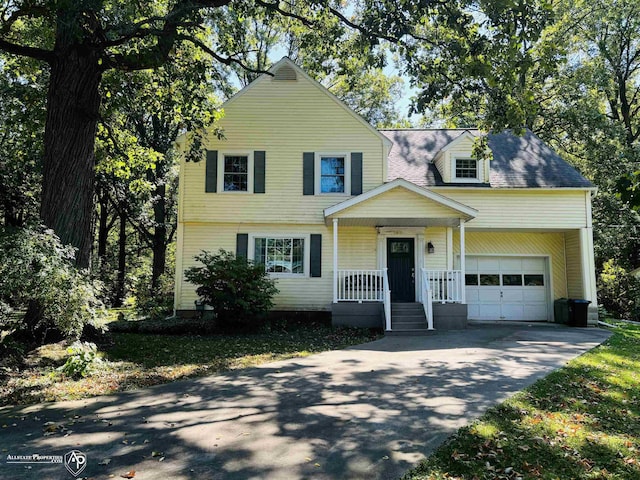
[427,241,435,254]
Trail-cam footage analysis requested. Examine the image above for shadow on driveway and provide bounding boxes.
[0,325,611,480]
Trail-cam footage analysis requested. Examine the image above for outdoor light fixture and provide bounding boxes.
[427,241,435,254]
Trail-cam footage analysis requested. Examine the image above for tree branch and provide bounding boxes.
[0,38,53,62]
[103,0,231,71]
[177,34,272,76]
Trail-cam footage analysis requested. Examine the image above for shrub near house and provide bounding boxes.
[184,250,278,330]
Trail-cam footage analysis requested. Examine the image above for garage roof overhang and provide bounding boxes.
[323,178,478,227]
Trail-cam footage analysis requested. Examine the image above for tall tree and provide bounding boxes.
[0,1,259,266]
[398,0,559,133]
[537,0,640,268]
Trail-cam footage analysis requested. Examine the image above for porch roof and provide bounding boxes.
[324,178,478,227]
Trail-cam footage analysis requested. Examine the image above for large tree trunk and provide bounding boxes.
[97,187,110,260]
[114,208,127,307]
[40,40,102,268]
[151,182,167,292]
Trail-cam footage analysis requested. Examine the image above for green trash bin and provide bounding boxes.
[569,299,591,327]
[554,298,570,324]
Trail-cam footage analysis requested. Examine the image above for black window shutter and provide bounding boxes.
[205,150,218,192]
[351,152,363,195]
[310,234,322,277]
[236,233,248,258]
[254,151,266,193]
[303,152,315,195]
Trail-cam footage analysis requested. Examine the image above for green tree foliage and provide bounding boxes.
[396,0,559,132]
[0,53,46,226]
[0,227,107,343]
[96,44,224,303]
[217,2,406,127]
[0,1,409,267]
[184,250,278,330]
[598,259,640,321]
[535,0,640,270]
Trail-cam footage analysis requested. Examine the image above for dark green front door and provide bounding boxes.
[387,238,415,302]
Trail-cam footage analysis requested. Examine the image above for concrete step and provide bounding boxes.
[392,314,425,320]
[385,328,436,336]
[392,302,423,310]
[392,309,425,315]
[393,320,427,328]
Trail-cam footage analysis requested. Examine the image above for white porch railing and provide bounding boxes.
[421,269,435,330]
[382,268,391,331]
[336,269,392,330]
[422,269,463,303]
[337,269,385,302]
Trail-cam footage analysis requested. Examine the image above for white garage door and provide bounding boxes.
[465,256,549,321]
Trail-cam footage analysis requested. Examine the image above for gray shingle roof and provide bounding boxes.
[379,129,594,189]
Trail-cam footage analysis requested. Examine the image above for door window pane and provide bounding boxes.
[465,274,479,285]
[503,274,523,286]
[524,274,544,286]
[390,241,410,254]
[480,274,500,286]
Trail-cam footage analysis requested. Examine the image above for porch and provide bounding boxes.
[331,268,468,333]
[324,179,478,334]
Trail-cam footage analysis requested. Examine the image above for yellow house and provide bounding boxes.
[174,57,598,332]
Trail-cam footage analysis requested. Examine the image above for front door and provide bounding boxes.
[387,238,415,302]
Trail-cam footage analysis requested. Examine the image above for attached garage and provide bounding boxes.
[465,256,550,321]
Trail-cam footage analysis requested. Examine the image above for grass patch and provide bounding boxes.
[402,322,640,480]
[1,321,380,406]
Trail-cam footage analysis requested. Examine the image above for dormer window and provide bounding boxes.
[455,158,478,180]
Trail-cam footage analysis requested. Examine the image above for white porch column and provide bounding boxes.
[459,219,466,304]
[333,218,339,303]
[580,227,598,304]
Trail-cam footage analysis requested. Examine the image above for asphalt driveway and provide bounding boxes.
[0,324,611,480]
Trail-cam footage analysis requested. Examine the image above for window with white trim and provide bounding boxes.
[321,156,345,193]
[218,152,253,192]
[454,157,478,179]
[253,236,306,275]
[315,153,351,194]
[223,155,248,191]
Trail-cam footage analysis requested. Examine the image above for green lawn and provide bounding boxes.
[403,322,640,480]
[1,322,380,406]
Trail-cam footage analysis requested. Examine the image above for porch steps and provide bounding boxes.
[388,303,435,336]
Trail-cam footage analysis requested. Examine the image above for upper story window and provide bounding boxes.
[223,155,249,191]
[454,158,478,179]
[450,155,483,182]
[313,153,351,195]
[320,156,346,193]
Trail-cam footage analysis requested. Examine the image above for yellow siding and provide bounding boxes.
[337,187,463,219]
[338,226,378,270]
[454,231,568,299]
[564,230,583,298]
[181,75,386,225]
[425,227,448,270]
[438,189,588,229]
[178,223,334,311]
